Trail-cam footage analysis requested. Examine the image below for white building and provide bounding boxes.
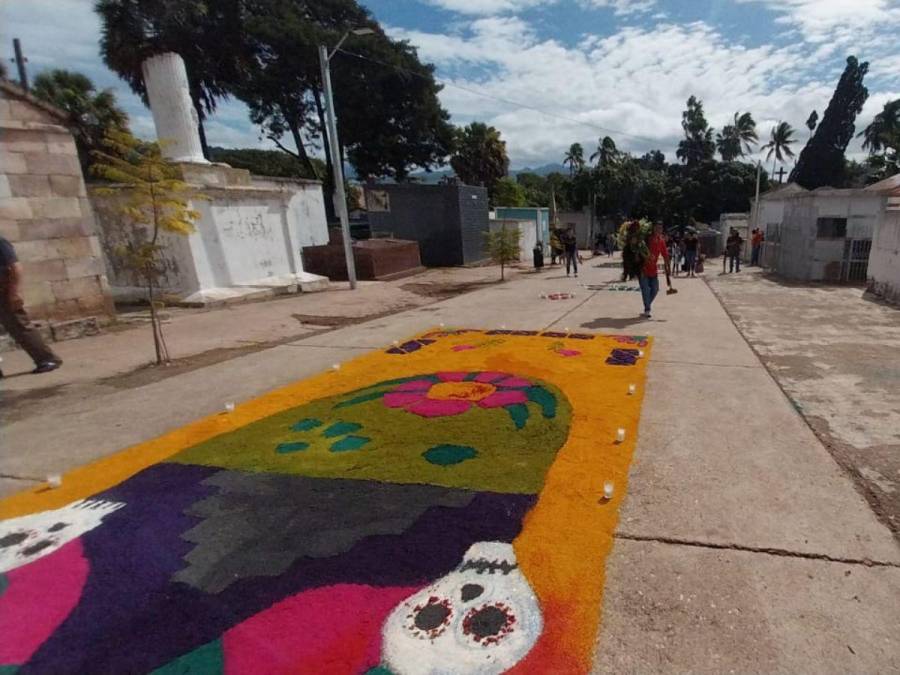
[753,184,880,282]
[865,175,900,305]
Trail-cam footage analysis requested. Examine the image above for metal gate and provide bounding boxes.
[842,239,872,282]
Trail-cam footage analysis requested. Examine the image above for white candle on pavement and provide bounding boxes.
[616,428,626,442]
[628,384,636,395]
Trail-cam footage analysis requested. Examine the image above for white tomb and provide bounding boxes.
[94,52,330,304]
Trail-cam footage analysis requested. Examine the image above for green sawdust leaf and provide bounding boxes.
[323,422,363,438]
[506,403,529,430]
[151,639,223,674]
[527,386,557,419]
[330,435,371,452]
[423,445,478,466]
[333,390,389,409]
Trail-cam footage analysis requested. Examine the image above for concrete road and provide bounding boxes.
[2,256,898,672]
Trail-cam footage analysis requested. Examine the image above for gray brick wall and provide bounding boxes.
[366,183,489,267]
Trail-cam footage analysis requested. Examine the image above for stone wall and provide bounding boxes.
[0,81,114,331]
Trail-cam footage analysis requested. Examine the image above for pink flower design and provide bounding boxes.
[383,372,531,418]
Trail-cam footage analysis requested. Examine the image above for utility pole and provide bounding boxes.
[319,44,357,290]
[12,38,29,92]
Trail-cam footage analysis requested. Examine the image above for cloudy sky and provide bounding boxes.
[3,0,900,170]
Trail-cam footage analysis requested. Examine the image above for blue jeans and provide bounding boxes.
[684,250,696,273]
[638,274,659,313]
[729,254,741,273]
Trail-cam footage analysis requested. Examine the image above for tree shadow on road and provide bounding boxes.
[580,317,668,330]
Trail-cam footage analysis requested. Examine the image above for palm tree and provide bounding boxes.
[859,99,900,154]
[32,69,129,173]
[716,125,742,161]
[590,136,618,167]
[761,122,797,179]
[733,112,758,154]
[563,143,585,176]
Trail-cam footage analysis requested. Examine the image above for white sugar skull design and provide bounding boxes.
[381,541,543,675]
[0,499,124,573]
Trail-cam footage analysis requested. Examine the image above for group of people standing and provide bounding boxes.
[666,230,702,278]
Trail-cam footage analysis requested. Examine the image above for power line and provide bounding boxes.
[335,47,663,146]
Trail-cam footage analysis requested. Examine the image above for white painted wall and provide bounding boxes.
[490,219,536,262]
[868,208,900,304]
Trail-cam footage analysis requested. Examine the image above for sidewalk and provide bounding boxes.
[2,255,898,672]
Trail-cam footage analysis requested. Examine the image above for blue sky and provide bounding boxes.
[3,0,900,169]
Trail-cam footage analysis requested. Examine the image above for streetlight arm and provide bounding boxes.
[328,32,350,61]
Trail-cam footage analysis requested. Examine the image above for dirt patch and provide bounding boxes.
[400,280,500,299]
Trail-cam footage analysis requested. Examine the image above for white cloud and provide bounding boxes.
[419,0,551,15]
[392,19,842,166]
[737,0,900,45]
[580,0,657,16]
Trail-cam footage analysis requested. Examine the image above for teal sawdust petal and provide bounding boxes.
[0,574,8,599]
[526,386,557,419]
[364,668,397,675]
[276,441,309,454]
[423,444,478,466]
[330,435,371,452]
[290,418,322,432]
[463,372,480,381]
[323,421,363,438]
[151,639,223,674]
[506,403,529,430]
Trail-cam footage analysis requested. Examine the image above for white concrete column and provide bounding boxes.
[141,52,208,163]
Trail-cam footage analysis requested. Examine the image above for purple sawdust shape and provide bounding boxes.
[20,463,535,674]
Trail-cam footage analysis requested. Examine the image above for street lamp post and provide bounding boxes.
[319,28,374,290]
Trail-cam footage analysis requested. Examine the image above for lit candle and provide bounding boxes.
[628,384,636,395]
[638,350,645,358]
[224,402,235,413]
[47,474,62,488]
[603,481,614,500]
[332,363,341,371]
[616,428,626,442]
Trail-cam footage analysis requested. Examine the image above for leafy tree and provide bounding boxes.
[716,125,742,161]
[637,150,666,171]
[790,56,869,189]
[761,122,797,177]
[207,146,325,179]
[676,96,715,165]
[92,131,205,365]
[806,110,819,137]
[32,69,129,174]
[95,0,248,158]
[493,177,527,207]
[484,223,521,281]
[563,143,585,176]
[450,122,509,202]
[859,99,900,155]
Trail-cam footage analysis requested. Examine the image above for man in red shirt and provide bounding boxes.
[639,222,671,318]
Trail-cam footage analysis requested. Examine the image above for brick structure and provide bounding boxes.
[0,80,114,338]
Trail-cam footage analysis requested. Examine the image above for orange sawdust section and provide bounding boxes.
[0,328,651,673]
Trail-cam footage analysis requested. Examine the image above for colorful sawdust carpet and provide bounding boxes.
[0,328,651,674]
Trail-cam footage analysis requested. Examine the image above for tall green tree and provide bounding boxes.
[590,136,619,167]
[95,0,248,159]
[32,69,129,174]
[563,143,585,176]
[790,56,869,189]
[761,122,797,178]
[676,96,715,165]
[493,177,527,207]
[450,122,509,202]
[859,99,900,154]
[805,110,819,138]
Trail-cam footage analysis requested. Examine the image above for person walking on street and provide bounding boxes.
[606,232,616,257]
[726,228,743,273]
[638,222,672,319]
[683,230,700,277]
[0,236,63,377]
[562,224,579,277]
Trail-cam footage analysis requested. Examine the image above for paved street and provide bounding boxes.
[2,256,899,672]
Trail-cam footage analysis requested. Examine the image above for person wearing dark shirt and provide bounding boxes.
[726,229,743,273]
[682,231,700,277]
[561,224,578,277]
[0,236,62,376]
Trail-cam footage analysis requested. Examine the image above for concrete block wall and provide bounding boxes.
[868,209,900,305]
[0,81,114,325]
